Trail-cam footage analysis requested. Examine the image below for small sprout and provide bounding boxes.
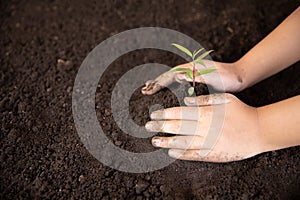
[171,43,216,96]
[188,87,195,96]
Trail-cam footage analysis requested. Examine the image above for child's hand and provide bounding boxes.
[141,60,244,95]
[145,93,265,162]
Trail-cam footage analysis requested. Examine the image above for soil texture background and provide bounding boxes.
[1,0,300,199]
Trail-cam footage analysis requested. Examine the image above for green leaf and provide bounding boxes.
[171,67,190,72]
[171,68,193,79]
[194,59,205,66]
[196,68,217,76]
[188,87,194,96]
[172,43,193,58]
[193,48,204,58]
[195,50,214,61]
[186,70,193,80]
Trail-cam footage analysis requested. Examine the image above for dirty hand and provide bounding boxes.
[141,60,244,95]
[145,93,265,162]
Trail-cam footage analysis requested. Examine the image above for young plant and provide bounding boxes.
[171,43,216,96]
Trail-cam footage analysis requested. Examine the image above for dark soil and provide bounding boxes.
[1,0,300,199]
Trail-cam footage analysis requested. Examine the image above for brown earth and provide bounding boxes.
[1,0,300,199]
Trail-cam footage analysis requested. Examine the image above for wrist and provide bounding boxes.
[232,60,247,92]
[257,96,300,153]
[256,105,293,153]
[256,107,273,153]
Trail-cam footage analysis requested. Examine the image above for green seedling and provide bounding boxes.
[171,43,216,96]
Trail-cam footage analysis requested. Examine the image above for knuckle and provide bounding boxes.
[199,95,211,104]
[169,137,179,147]
[224,93,236,101]
[175,73,186,82]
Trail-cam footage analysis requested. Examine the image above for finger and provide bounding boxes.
[141,80,164,95]
[141,64,193,95]
[168,149,213,162]
[141,70,180,95]
[168,149,244,162]
[150,106,211,121]
[152,136,204,149]
[145,120,207,135]
[184,93,231,106]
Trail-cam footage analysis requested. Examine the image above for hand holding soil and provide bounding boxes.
[145,93,264,162]
[141,60,244,95]
[143,6,300,162]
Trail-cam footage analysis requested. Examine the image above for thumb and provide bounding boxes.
[184,93,231,106]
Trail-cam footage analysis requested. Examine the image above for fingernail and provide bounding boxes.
[150,110,164,119]
[184,97,196,105]
[152,138,161,147]
[145,121,162,132]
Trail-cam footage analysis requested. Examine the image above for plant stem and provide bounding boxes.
[192,61,195,88]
